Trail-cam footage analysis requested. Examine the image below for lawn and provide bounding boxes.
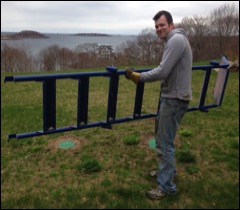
[1,65,239,209]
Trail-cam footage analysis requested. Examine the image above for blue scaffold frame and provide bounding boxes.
[4,56,229,140]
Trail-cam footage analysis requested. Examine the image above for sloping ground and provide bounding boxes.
[1,30,49,40]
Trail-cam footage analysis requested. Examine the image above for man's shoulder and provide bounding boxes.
[167,33,186,47]
[171,32,185,40]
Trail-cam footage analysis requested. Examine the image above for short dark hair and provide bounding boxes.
[153,10,173,25]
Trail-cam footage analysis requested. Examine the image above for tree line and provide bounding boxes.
[1,3,239,73]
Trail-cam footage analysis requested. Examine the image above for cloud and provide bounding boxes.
[1,1,239,34]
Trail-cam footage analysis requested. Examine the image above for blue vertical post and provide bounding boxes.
[133,82,145,118]
[198,69,212,112]
[77,77,89,127]
[105,66,119,128]
[43,79,56,132]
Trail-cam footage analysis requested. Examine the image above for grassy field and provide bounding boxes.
[1,64,239,209]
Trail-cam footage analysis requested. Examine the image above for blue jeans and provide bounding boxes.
[155,97,189,194]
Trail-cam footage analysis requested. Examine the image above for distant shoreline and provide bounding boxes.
[1,31,136,37]
[1,33,136,56]
[1,30,49,40]
[72,33,112,37]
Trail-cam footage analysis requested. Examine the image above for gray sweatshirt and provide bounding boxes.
[140,28,192,101]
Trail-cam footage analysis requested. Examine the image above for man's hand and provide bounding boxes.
[125,67,140,85]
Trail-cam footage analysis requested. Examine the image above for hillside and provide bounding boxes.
[72,33,111,37]
[1,30,49,40]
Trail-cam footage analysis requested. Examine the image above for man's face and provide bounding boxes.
[154,15,174,40]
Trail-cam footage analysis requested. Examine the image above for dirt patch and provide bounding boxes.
[45,134,85,151]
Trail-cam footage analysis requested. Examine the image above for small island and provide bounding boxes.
[72,33,112,37]
[1,30,49,40]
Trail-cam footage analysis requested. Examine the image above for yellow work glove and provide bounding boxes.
[125,67,140,85]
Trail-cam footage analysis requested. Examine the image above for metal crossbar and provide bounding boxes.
[4,56,229,140]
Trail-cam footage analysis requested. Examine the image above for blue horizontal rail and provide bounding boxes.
[4,56,229,140]
[4,69,151,83]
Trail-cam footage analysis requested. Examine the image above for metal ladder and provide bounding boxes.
[4,56,229,140]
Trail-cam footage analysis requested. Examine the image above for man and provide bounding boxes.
[125,10,192,199]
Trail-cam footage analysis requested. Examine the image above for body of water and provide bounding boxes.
[1,33,136,56]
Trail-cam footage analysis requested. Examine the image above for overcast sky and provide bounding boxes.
[1,1,239,35]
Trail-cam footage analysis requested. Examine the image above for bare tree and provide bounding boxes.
[136,28,162,65]
[75,43,98,67]
[58,47,75,70]
[116,28,163,66]
[39,44,60,71]
[118,40,140,65]
[1,43,33,72]
[177,16,210,61]
[210,3,239,57]
[75,43,98,55]
[71,51,92,69]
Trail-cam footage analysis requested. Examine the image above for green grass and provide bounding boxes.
[1,66,239,209]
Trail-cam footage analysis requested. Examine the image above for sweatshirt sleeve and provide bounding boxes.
[140,34,186,82]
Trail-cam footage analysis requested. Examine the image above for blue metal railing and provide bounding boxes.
[4,56,229,140]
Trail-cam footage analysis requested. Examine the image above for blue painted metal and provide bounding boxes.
[77,77,89,126]
[106,66,119,126]
[43,79,56,131]
[4,56,229,140]
[134,82,145,118]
